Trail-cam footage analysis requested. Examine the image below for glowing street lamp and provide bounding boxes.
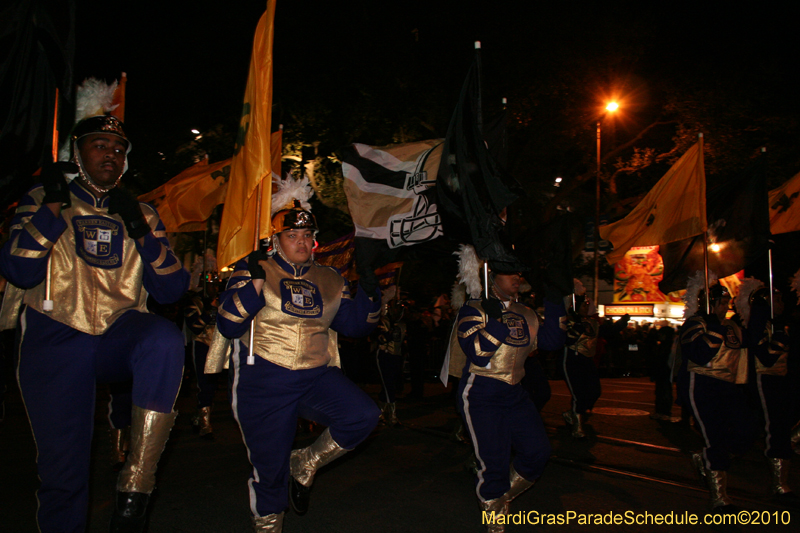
[594,101,619,306]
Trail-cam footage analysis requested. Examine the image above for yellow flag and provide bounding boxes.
[217,2,276,270]
[600,140,707,265]
[138,158,230,232]
[768,170,800,235]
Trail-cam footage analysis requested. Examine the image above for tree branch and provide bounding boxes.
[543,120,677,220]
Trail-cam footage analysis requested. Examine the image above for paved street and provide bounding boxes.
[2,372,798,532]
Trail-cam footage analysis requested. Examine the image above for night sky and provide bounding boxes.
[74,2,800,176]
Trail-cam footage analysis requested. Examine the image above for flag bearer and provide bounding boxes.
[738,283,799,504]
[561,282,601,438]
[683,277,758,512]
[216,191,381,532]
[452,263,551,533]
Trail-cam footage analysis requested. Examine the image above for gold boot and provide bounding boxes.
[191,406,213,437]
[706,470,734,510]
[116,406,178,494]
[252,512,284,532]
[507,466,535,502]
[110,426,130,469]
[768,457,793,496]
[289,428,349,515]
[691,452,708,487]
[111,406,177,531]
[479,496,509,533]
[562,410,585,438]
[382,402,399,426]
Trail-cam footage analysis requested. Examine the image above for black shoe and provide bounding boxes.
[289,476,311,516]
[109,491,149,533]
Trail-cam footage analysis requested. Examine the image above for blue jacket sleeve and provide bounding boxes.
[456,303,510,368]
[216,259,265,339]
[184,295,213,336]
[329,279,381,337]
[134,205,189,304]
[680,315,725,366]
[0,188,67,288]
[537,299,567,351]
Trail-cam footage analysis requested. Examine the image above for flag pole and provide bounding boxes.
[44,88,60,313]
[202,226,208,298]
[699,133,710,314]
[762,147,774,320]
[247,178,263,366]
[474,41,482,134]
[474,42,489,297]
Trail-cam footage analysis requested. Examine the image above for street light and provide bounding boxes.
[594,101,619,307]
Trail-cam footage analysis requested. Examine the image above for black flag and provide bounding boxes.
[436,61,525,272]
[0,0,75,208]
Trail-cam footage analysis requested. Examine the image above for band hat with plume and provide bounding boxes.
[734,277,764,325]
[682,270,719,318]
[59,78,129,163]
[271,174,313,216]
[269,174,318,236]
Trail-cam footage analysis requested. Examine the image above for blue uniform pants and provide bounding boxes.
[458,373,551,501]
[18,307,184,533]
[563,349,601,414]
[690,372,758,471]
[756,374,793,459]
[230,346,379,517]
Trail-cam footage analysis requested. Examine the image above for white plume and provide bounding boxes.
[59,77,120,162]
[75,78,119,123]
[454,244,483,300]
[271,175,314,214]
[451,281,467,310]
[683,270,718,318]
[734,277,764,325]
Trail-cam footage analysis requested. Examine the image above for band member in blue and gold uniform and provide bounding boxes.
[216,199,381,532]
[185,285,221,438]
[684,282,758,512]
[452,269,551,533]
[742,285,799,502]
[0,113,189,532]
[561,289,600,438]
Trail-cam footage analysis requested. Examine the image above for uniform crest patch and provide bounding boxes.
[502,312,530,347]
[280,279,322,318]
[73,216,123,269]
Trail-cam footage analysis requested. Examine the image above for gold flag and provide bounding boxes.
[600,140,707,265]
[768,170,800,235]
[138,158,228,232]
[217,2,276,270]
